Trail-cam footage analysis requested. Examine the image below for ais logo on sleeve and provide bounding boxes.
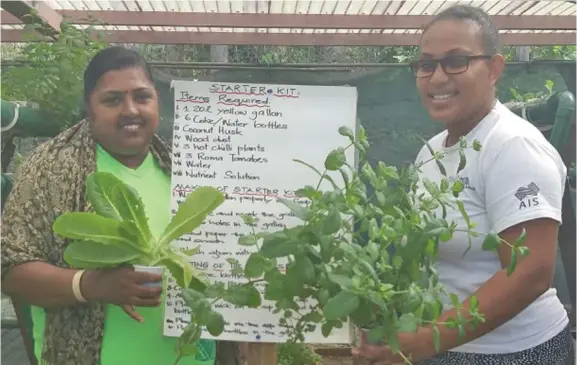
[515,182,540,209]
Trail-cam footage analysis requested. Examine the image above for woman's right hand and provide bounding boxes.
[80,266,163,323]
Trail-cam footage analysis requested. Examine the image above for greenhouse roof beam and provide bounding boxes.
[1,0,61,38]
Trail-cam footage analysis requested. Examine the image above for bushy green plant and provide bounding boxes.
[177,125,529,364]
[277,343,321,365]
[1,17,108,129]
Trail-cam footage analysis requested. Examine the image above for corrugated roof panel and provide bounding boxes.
[485,1,510,15]
[499,0,529,15]
[346,0,364,15]
[283,0,298,14]
[122,1,140,11]
[509,1,539,16]
[550,2,575,15]
[241,0,256,13]
[369,0,392,15]
[269,0,284,13]
[296,0,312,14]
[307,0,324,15]
[384,1,403,15]
[396,1,417,15]
[422,0,445,15]
[332,0,351,15]
[359,0,378,15]
[409,0,431,15]
[523,1,556,15]
[110,1,127,11]
[203,0,219,12]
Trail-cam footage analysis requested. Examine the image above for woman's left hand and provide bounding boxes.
[351,330,434,365]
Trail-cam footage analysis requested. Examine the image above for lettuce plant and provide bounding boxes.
[52,171,225,289]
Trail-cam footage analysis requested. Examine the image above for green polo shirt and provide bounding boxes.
[31,144,216,365]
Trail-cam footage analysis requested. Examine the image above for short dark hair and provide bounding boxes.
[83,46,153,102]
[422,5,501,55]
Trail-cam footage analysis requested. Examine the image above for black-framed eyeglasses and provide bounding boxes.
[409,55,492,78]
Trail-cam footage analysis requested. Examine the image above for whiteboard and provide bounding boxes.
[164,80,358,344]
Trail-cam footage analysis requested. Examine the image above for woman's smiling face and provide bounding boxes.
[88,66,159,159]
[415,18,504,128]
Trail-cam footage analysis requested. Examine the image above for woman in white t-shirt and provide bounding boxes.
[352,5,574,365]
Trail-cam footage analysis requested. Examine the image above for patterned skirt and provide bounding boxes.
[416,325,575,365]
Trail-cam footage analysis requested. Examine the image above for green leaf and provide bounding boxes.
[322,209,341,235]
[100,174,153,248]
[159,186,225,247]
[338,126,355,142]
[481,232,501,251]
[472,140,482,152]
[376,162,400,180]
[518,246,530,256]
[323,291,360,320]
[177,323,201,356]
[238,235,258,246]
[397,313,419,333]
[244,252,273,279]
[295,255,315,283]
[53,212,139,248]
[507,249,518,276]
[321,320,341,337]
[324,148,346,171]
[327,273,354,289]
[240,214,257,225]
[515,228,527,246]
[470,295,479,310]
[456,200,470,227]
[85,172,124,221]
[159,252,206,289]
[224,284,261,308]
[420,137,447,176]
[206,311,225,336]
[278,198,309,220]
[339,168,350,187]
[63,240,141,268]
[457,150,467,173]
[181,288,205,305]
[432,324,441,352]
[449,293,461,308]
[452,180,465,197]
[545,79,554,94]
[261,229,300,258]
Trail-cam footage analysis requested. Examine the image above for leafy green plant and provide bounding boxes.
[176,125,529,364]
[52,172,225,290]
[277,343,321,365]
[1,16,108,130]
[509,79,555,102]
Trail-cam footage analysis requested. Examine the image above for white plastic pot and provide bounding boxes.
[133,265,164,288]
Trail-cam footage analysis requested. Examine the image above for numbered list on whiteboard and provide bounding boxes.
[164,81,357,343]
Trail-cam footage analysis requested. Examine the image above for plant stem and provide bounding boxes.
[397,350,413,365]
[173,354,183,365]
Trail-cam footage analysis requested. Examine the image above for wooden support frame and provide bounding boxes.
[1,0,61,37]
[2,10,576,30]
[2,28,575,46]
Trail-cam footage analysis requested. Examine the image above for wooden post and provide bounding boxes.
[244,343,277,365]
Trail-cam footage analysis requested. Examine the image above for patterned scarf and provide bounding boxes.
[1,120,240,365]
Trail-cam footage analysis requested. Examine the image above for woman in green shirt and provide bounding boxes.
[1,47,226,365]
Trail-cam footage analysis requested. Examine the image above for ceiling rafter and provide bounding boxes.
[1,0,575,46]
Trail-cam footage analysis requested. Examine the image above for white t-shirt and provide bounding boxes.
[414,100,569,354]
